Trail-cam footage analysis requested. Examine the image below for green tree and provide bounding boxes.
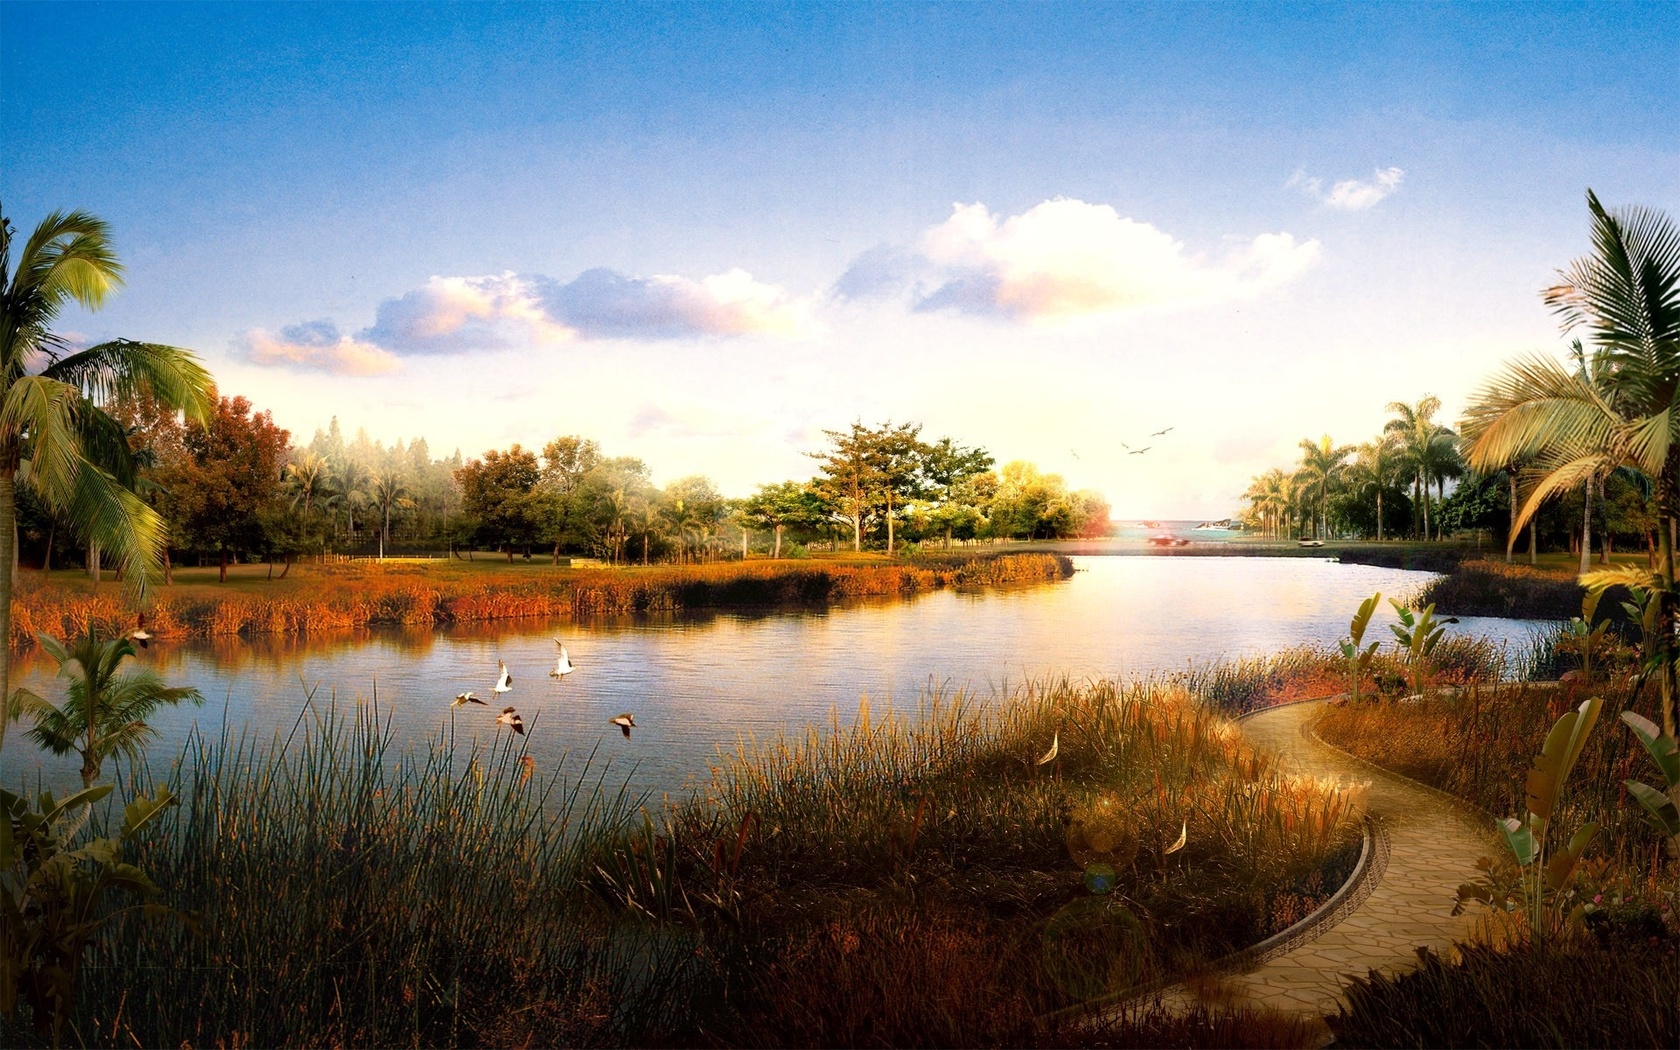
[1295,435,1353,540]
[1462,190,1680,740]
[0,207,214,754]
[369,470,415,560]
[742,481,817,558]
[1386,397,1460,540]
[8,628,203,787]
[453,445,543,561]
[284,451,336,519]
[809,421,882,551]
[919,437,994,548]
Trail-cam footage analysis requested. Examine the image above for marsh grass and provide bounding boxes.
[1329,940,1679,1049]
[635,679,1365,1043]
[17,694,694,1049]
[8,553,1073,648]
[1314,679,1670,863]
[1184,638,1509,718]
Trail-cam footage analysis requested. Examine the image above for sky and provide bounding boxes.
[4,2,1678,518]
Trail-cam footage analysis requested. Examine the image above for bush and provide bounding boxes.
[1330,940,1679,1048]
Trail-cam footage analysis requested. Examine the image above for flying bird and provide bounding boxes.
[1070,449,1081,460]
[128,613,152,649]
[1036,732,1059,766]
[1164,821,1188,856]
[493,660,513,694]
[497,707,525,735]
[551,643,575,678]
[610,713,637,739]
[1128,447,1151,456]
[452,691,486,707]
[1151,426,1174,437]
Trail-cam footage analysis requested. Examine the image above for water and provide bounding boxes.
[2,556,1555,798]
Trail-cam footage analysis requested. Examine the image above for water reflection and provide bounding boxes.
[3,557,1554,798]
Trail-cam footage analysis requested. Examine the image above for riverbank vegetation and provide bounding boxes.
[6,552,1073,649]
[4,679,1365,1047]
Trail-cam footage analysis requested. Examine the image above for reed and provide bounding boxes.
[8,553,1073,649]
[30,694,694,1049]
[634,678,1366,1042]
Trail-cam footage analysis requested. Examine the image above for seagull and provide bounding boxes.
[1128,447,1151,455]
[1151,426,1174,437]
[452,691,486,707]
[609,713,636,739]
[551,643,575,678]
[493,660,513,694]
[1070,449,1081,460]
[497,707,525,735]
[128,613,152,649]
[1164,821,1188,855]
[1036,732,1058,766]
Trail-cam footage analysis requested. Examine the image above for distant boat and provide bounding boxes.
[1148,535,1190,547]
[1297,538,1325,548]
[1193,521,1232,531]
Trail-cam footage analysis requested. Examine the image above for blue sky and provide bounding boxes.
[5,2,1677,516]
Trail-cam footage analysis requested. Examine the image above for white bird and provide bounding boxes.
[551,643,575,678]
[452,691,486,707]
[1036,732,1059,766]
[1164,821,1188,856]
[497,707,525,735]
[610,713,636,739]
[128,613,152,649]
[493,660,513,694]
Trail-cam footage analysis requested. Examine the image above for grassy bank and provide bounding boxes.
[6,678,1365,1047]
[7,552,1072,650]
[1316,681,1678,1048]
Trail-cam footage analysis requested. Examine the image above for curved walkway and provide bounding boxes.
[1207,700,1495,1022]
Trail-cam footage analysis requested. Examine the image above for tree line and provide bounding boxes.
[13,404,1113,578]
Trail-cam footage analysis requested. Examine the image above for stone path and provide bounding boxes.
[1203,700,1495,1025]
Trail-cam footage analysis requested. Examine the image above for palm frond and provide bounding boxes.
[42,339,214,424]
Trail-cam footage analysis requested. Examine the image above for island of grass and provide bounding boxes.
[7,550,1073,649]
[54,677,1365,1048]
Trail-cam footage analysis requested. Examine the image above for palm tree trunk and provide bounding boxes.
[1579,479,1593,576]
[1376,490,1384,542]
[1529,519,1538,565]
[886,491,895,553]
[43,520,54,573]
[1507,473,1517,563]
[1659,459,1680,740]
[774,524,783,559]
[0,470,15,755]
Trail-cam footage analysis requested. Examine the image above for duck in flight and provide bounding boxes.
[128,613,152,649]
[610,713,636,739]
[1128,447,1151,455]
[497,707,525,735]
[1151,426,1174,437]
[452,691,486,707]
[493,660,513,694]
[551,641,575,678]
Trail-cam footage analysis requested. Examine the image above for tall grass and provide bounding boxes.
[8,553,1073,648]
[638,679,1366,1043]
[34,695,693,1049]
[1185,638,1510,718]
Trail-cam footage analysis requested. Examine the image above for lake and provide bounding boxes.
[1,556,1556,797]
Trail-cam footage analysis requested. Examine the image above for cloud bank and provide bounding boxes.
[1290,166,1406,211]
[242,268,811,375]
[838,198,1320,322]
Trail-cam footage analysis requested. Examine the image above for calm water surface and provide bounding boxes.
[3,557,1555,797]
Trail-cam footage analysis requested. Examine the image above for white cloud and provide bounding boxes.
[361,272,571,355]
[237,321,402,377]
[1291,166,1406,211]
[843,198,1320,322]
[544,267,813,340]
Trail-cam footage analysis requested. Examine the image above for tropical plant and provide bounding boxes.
[283,451,336,518]
[1386,396,1461,540]
[1461,190,1680,741]
[368,469,415,561]
[1619,710,1680,857]
[1346,438,1403,541]
[1557,589,1614,684]
[1294,435,1352,540]
[9,628,204,787]
[0,205,214,756]
[1337,593,1382,703]
[1388,600,1456,696]
[1455,697,1603,942]
[1,783,184,1041]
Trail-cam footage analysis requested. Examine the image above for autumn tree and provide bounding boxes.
[157,395,289,582]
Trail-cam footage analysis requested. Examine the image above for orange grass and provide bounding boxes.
[8,553,1073,649]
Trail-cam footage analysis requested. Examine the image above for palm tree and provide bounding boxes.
[368,470,415,561]
[334,458,371,543]
[8,627,203,786]
[1295,435,1353,539]
[0,206,214,756]
[1347,438,1404,541]
[628,497,662,566]
[1386,396,1449,539]
[285,451,336,518]
[1462,189,1680,738]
